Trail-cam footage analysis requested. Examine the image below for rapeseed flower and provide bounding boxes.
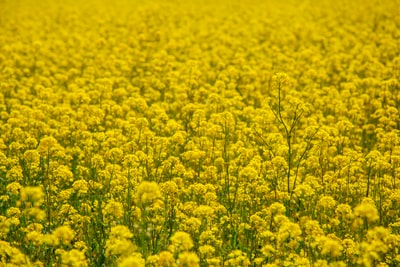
[354,198,379,223]
[0,240,32,266]
[169,231,194,253]
[157,251,175,267]
[177,251,200,267]
[106,225,136,257]
[53,225,75,246]
[57,249,88,267]
[104,199,125,223]
[118,254,145,267]
[136,181,162,205]
[19,186,44,206]
[318,235,343,258]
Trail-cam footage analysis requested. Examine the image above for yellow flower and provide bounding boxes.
[104,199,125,221]
[72,179,89,194]
[6,207,21,218]
[24,137,38,148]
[37,136,64,158]
[135,181,162,205]
[20,186,44,206]
[342,238,356,258]
[177,252,200,267]
[58,189,74,201]
[105,147,124,163]
[106,238,136,258]
[318,235,343,258]
[317,196,337,210]
[109,225,133,239]
[118,254,145,267]
[283,253,310,267]
[57,249,88,267]
[24,207,46,221]
[335,204,353,220]
[0,240,32,265]
[54,165,74,184]
[106,225,136,257]
[157,251,176,267]
[261,244,276,258]
[292,184,315,199]
[269,202,286,215]
[25,231,44,246]
[6,165,24,181]
[41,234,60,246]
[73,241,88,252]
[53,225,75,246]
[199,245,215,256]
[354,198,379,223]
[225,250,250,267]
[23,149,40,165]
[277,221,302,248]
[6,182,22,195]
[91,154,105,169]
[169,231,194,252]
[193,205,215,219]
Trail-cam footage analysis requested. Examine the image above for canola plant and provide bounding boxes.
[0,0,400,266]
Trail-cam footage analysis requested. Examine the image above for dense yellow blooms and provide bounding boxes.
[118,254,146,267]
[1,0,400,266]
[53,225,75,246]
[169,231,194,253]
[57,248,88,267]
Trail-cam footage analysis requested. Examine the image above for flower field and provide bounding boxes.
[1,0,400,266]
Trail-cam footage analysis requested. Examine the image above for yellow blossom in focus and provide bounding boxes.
[104,199,125,222]
[6,182,23,195]
[72,179,89,195]
[169,231,194,253]
[136,181,162,205]
[57,249,88,267]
